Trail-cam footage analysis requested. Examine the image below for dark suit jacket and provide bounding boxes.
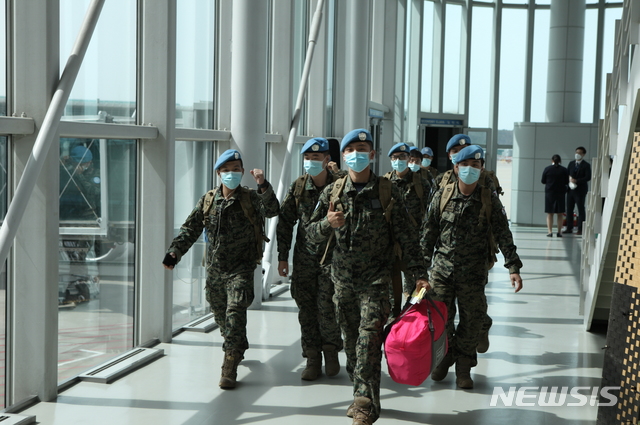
[567,159,591,195]
[541,164,569,194]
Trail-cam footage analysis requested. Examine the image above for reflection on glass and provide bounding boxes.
[0,137,7,408]
[498,8,527,133]
[420,1,435,112]
[60,0,136,124]
[58,138,137,383]
[469,6,493,128]
[176,2,215,129]
[443,3,462,114]
[172,141,214,330]
[581,9,597,123]
[531,9,550,123]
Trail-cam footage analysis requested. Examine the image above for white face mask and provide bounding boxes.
[575,153,583,161]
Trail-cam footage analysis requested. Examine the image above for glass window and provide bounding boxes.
[176,2,215,129]
[325,0,336,136]
[58,138,137,383]
[0,1,5,116]
[0,137,6,408]
[292,1,308,135]
[420,1,435,112]
[469,6,493,128]
[60,1,136,124]
[600,6,622,119]
[443,3,463,114]
[531,9,550,122]
[172,141,214,330]
[498,8,527,140]
[581,8,598,123]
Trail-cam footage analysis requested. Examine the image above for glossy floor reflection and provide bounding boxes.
[22,226,606,424]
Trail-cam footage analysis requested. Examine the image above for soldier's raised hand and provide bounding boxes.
[250,169,265,186]
[327,201,345,228]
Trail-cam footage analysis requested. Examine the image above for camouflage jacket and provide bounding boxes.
[421,182,522,278]
[277,171,342,262]
[168,183,279,273]
[307,171,428,288]
[386,170,434,227]
[421,166,438,181]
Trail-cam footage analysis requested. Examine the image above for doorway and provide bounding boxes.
[422,126,462,173]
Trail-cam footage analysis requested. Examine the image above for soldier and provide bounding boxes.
[307,129,429,425]
[409,146,436,195]
[277,137,344,381]
[162,149,279,390]
[417,145,523,389]
[384,142,434,317]
[420,146,439,180]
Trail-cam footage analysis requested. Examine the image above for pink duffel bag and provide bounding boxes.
[384,296,448,386]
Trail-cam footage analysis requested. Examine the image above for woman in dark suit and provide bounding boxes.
[541,154,569,237]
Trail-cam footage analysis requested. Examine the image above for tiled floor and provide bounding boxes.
[21,226,605,424]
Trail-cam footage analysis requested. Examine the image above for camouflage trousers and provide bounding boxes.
[205,268,255,353]
[334,279,390,422]
[430,270,491,365]
[290,252,343,355]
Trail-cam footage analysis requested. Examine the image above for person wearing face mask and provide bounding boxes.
[162,149,279,390]
[563,146,591,236]
[420,146,439,180]
[384,142,434,317]
[417,144,523,390]
[541,154,569,237]
[307,129,429,425]
[276,137,344,381]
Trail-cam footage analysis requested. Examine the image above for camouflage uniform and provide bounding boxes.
[167,183,279,353]
[421,165,438,181]
[277,173,343,356]
[421,182,522,364]
[308,172,427,422]
[385,170,434,313]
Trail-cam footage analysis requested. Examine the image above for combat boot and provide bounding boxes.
[455,357,474,389]
[477,330,490,353]
[301,349,322,381]
[219,350,243,389]
[322,344,340,377]
[430,351,454,381]
[351,396,374,425]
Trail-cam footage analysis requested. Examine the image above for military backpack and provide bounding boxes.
[383,170,425,228]
[320,175,399,264]
[202,187,270,264]
[438,172,500,270]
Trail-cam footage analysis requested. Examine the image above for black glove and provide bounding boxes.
[162,253,177,267]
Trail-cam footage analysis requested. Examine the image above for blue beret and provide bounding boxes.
[453,145,484,164]
[70,146,93,163]
[421,147,434,156]
[301,137,329,154]
[340,129,373,152]
[446,134,472,152]
[214,149,242,170]
[387,142,411,157]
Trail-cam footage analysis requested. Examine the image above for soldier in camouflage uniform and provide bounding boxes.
[307,129,429,425]
[162,149,279,390]
[384,142,434,316]
[417,145,523,389]
[419,146,439,180]
[277,137,344,381]
[435,134,500,353]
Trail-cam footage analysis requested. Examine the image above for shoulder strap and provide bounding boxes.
[439,169,454,189]
[239,187,270,264]
[378,177,394,223]
[439,182,456,214]
[320,177,347,265]
[202,188,218,218]
[293,174,309,208]
[412,171,424,200]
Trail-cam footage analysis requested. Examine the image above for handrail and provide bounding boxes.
[0,0,105,266]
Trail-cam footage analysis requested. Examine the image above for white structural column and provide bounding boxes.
[230,0,268,308]
[9,0,60,405]
[546,0,586,123]
[138,0,176,344]
[406,0,423,145]
[344,0,371,131]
